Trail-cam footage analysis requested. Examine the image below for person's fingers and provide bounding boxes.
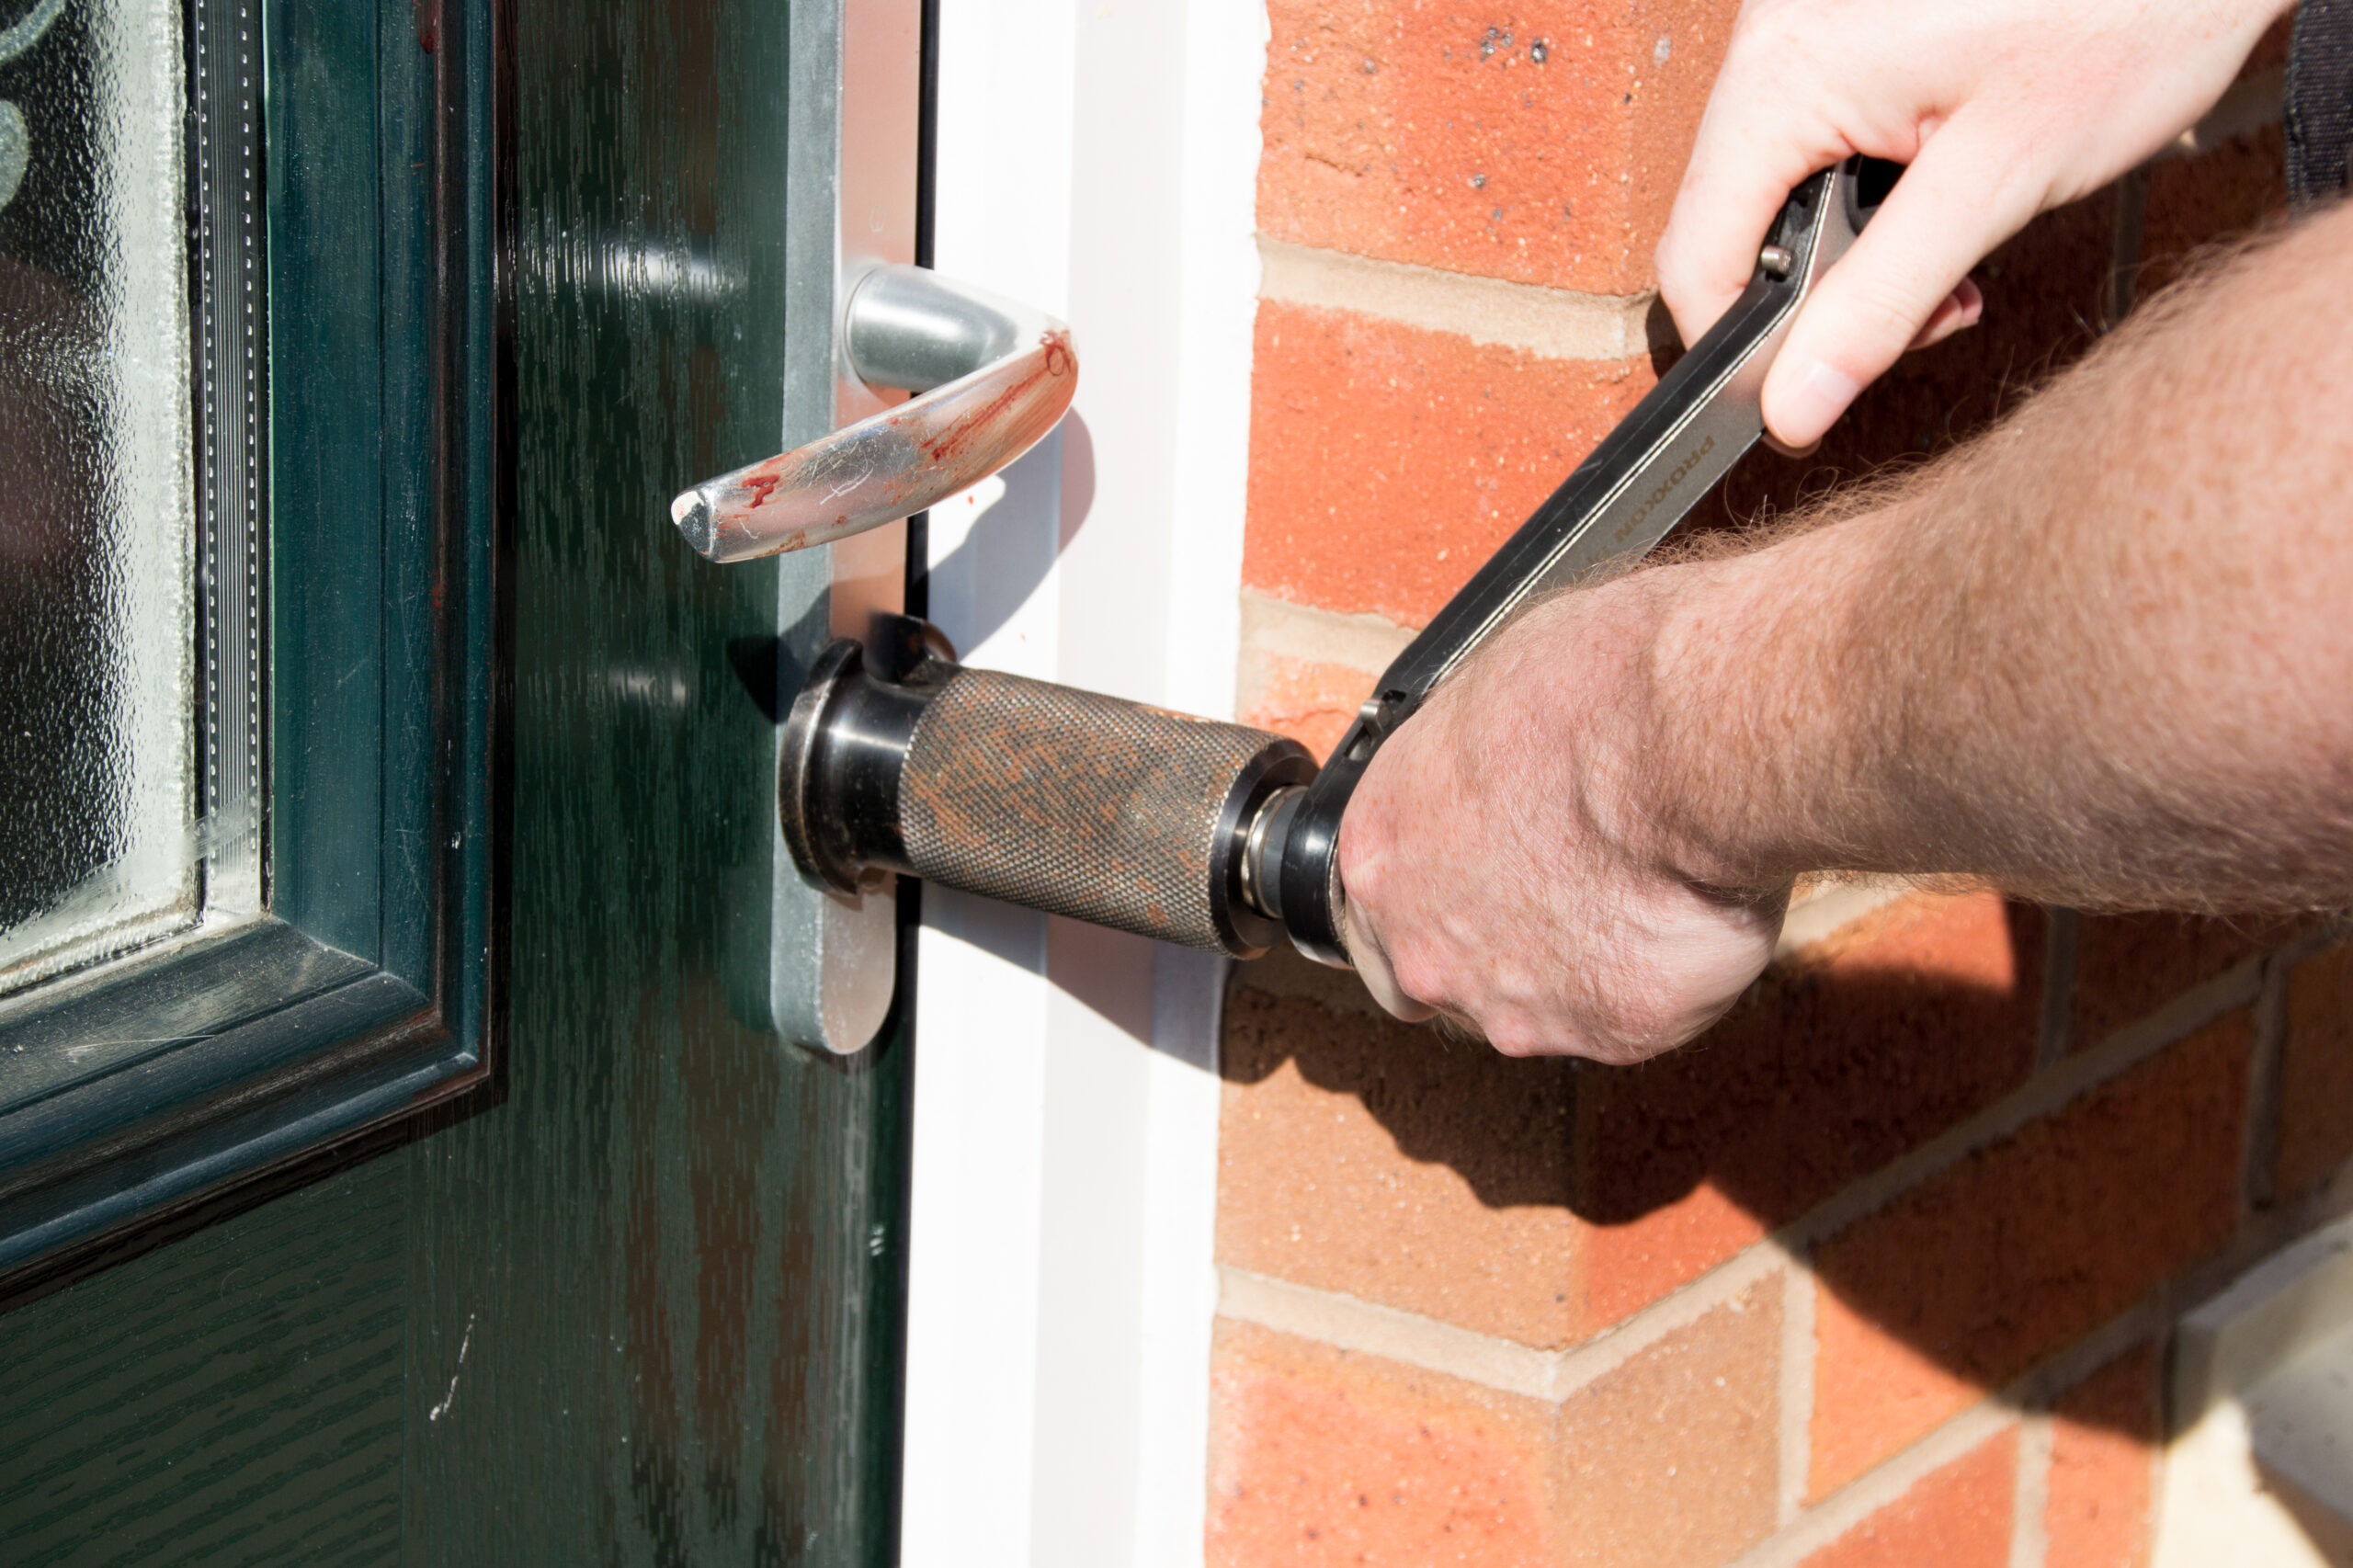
[1908,277,1984,352]
[1657,50,1854,348]
[1339,896,1438,1024]
[1761,122,2040,447]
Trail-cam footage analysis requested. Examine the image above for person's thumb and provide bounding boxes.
[1762,121,2040,448]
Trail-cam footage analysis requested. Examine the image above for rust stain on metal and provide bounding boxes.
[685,324,1076,559]
[913,327,1074,468]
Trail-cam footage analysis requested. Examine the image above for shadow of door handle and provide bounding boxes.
[670,265,1077,563]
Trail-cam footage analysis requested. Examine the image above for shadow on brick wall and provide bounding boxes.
[1221,896,2040,1229]
[1574,900,2045,1228]
[1216,896,2142,1416]
[1220,893,2310,1448]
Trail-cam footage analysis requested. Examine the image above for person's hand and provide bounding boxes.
[1336,574,1789,1061]
[1657,0,2288,449]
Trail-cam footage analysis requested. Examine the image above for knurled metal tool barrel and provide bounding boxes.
[782,639,1316,957]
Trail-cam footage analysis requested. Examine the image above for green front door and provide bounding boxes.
[0,0,916,1560]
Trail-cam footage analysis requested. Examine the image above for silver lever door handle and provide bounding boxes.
[669,266,1077,562]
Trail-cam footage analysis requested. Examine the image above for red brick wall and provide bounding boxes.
[1212,9,2347,1565]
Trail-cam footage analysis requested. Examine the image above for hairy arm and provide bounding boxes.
[1339,198,2353,1060]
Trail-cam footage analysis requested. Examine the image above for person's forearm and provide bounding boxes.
[1627,198,2353,911]
[1338,0,2335,1048]
[1341,194,2353,1053]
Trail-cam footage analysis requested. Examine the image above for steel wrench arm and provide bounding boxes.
[1270,159,1885,966]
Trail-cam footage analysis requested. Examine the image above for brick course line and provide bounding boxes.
[1216,1241,1787,1404]
[1215,1266,1559,1399]
[1237,589,1415,677]
[1778,1267,1817,1527]
[2142,1424,2171,1568]
[1550,1243,1786,1396]
[1256,238,1659,364]
[1785,952,2268,1253]
[2003,1153,2353,1421]
[1772,876,1915,960]
[2010,1413,2054,1568]
[1245,67,2270,384]
[2036,910,2081,1067]
[2243,950,2291,1210]
[1208,1087,2353,1563]
[2272,929,2353,1196]
[1722,1405,2024,1568]
[1217,925,2339,1425]
[1748,1176,2353,1566]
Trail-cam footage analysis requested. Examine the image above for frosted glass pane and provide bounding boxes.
[0,0,197,991]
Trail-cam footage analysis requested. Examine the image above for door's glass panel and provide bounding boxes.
[0,0,229,994]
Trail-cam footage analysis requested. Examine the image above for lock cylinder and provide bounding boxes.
[783,635,1316,958]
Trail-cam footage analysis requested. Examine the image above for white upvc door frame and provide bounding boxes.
[900,1,1268,1563]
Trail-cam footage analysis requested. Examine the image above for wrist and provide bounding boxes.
[1453,517,1883,897]
[1638,523,1882,889]
[1475,566,1750,890]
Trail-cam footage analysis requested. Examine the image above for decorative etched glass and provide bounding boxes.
[0,0,202,990]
